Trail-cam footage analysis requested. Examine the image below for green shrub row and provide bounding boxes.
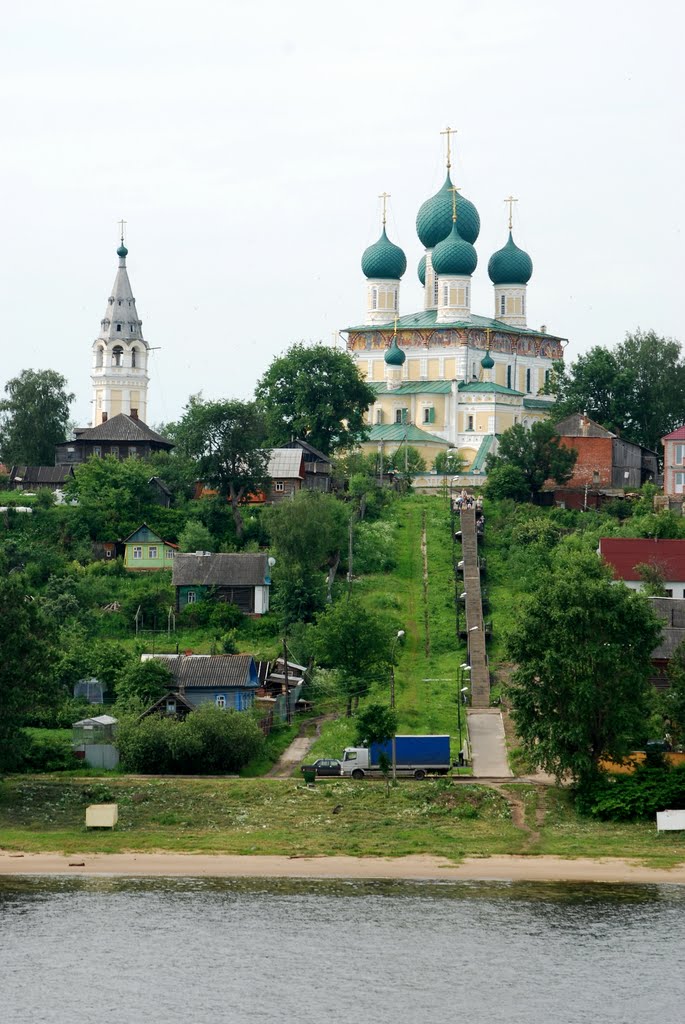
[577,765,685,821]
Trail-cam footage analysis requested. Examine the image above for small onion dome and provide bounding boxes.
[117,243,129,258]
[361,227,407,280]
[481,351,495,370]
[418,255,426,286]
[384,335,406,366]
[431,220,478,277]
[416,172,480,248]
[487,232,533,285]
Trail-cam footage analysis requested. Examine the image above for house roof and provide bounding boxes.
[648,601,685,661]
[345,309,566,341]
[267,448,305,479]
[283,439,332,464]
[599,538,685,583]
[523,397,556,411]
[122,523,177,547]
[172,552,269,587]
[663,425,685,442]
[73,714,118,727]
[9,465,74,484]
[365,424,449,445]
[149,476,172,496]
[68,414,173,446]
[147,654,259,689]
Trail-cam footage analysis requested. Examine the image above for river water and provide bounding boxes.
[1,876,683,1023]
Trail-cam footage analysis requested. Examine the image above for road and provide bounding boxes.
[467,709,512,777]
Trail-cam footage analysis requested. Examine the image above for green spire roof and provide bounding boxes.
[361,227,407,280]
[117,243,128,258]
[384,335,406,366]
[481,351,494,370]
[431,220,477,277]
[416,172,480,248]
[487,231,533,285]
[417,254,426,286]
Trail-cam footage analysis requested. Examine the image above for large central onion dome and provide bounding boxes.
[416,172,480,248]
[431,221,478,277]
[488,232,533,284]
[361,227,407,280]
[384,335,406,366]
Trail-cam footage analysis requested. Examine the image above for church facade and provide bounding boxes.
[344,139,566,473]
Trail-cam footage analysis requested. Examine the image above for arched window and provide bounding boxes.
[442,285,449,306]
[521,294,526,316]
[433,276,439,305]
[131,347,137,368]
[500,294,506,316]
[112,346,123,367]
[95,347,104,368]
[371,287,378,310]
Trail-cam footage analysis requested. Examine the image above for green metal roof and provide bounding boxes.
[523,397,555,409]
[366,424,449,444]
[459,381,524,396]
[431,220,478,276]
[371,381,452,395]
[345,309,565,340]
[469,434,496,472]
[487,231,533,285]
[361,227,407,280]
[416,171,480,247]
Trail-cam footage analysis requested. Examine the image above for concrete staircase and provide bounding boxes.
[460,507,490,708]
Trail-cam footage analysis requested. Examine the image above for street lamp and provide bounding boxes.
[390,630,405,781]
[457,663,471,773]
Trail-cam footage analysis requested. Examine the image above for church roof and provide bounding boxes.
[365,424,449,444]
[96,243,148,347]
[370,380,526,397]
[345,309,565,341]
[72,414,172,446]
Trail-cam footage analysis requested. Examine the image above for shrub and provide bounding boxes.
[21,730,78,772]
[211,602,244,630]
[353,521,396,574]
[576,764,685,821]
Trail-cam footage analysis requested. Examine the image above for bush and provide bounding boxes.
[117,705,265,774]
[353,521,396,574]
[21,730,77,772]
[211,602,244,630]
[576,764,685,821]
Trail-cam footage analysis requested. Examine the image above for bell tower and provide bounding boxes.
[91,224,150,426]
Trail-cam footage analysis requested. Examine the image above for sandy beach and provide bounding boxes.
[1,851,685,884]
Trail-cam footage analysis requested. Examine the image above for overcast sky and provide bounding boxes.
[1,0,682,426]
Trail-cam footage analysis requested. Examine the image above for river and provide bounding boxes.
[1,876,683,1023]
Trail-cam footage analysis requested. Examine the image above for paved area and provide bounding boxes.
[467,709,512,777]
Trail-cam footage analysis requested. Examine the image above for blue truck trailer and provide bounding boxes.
[340,734,451,778]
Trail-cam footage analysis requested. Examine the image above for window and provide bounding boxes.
[96,347,104,367]
[423,407,435,424]
[215,694,226,708]
[274,481,285,492]
[433,276,439,305]
[464,285,469,307]
[93,446,101,457]
[111,446,119,458]
[131,347,137,367]
[166,548,175,559]
[343,750,357,762]
[467,415,474,431]
[545,369,550,387]
[506,365,512,389]
[500,294,506,316]
[128,447,137,458]
[148,546,158,559]
[526,368,531,393]
[112,345,123,366]
[676,445,684,466]
[130,407,138,418]
[186,591,197,604]
[393,289,398,311]
[116,324,122,332]
[664,589,674,597]
[521,294,526,315]
[442,284,449,305]
[166,699,176,715]
[395,408,408,425]
[105,548,113,559]
[675,472,684,495]
[375,408,383,424]
[371,287,378,310]
[130,325,134,333]
[133,546,142,559]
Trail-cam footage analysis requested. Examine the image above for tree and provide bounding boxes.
[354,702,397,746]
[312,599,396,716]
[485,421,577,501]
[662,641,685,745]
[116,659,173,710]
[0,369,74,465]
[0,575,58,770]
[384,445,427,491]
[434,449,467,475]
[505,550,662,786]
[483,463,530,502]
[65,455,158,540]
[547,347,628,432]
[255,343,375,454]
[635,562,668,597]
[177,519,217,553]
[167,396,269,539]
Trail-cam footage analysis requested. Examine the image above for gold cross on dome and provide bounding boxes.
[504,196,518,230]
[448,184,461,222]
[378,192,391,227]
[117,218,127,244]
[393,315,399,337]
[440,126,458,170]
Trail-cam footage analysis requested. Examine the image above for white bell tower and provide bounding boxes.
[91,224,151,426]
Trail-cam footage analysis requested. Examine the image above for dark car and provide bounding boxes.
[301,758,342,777]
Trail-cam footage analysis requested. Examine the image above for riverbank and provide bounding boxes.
[2,850,685,884]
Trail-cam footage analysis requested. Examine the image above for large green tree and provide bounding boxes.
[0,369,74,465]
[167,396,269,539]
[0,575,58,770]
[505,550,662,786]
[549,330,685,451]
[65,455,158,540]
[485,420,577,501]
[255,343,375,454]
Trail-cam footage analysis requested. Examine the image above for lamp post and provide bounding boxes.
[389,630,405,781]
[457,663,471,772]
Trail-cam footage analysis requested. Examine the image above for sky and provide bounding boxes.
[1,0,682,427]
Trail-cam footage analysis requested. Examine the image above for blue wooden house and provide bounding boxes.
[142,654,260,711]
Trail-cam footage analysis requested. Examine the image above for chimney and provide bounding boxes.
[540,325,547,334]
[101,411,108,423]
[130,408,138,420]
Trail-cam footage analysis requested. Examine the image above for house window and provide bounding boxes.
[148,546,158,559]
[371,287,378,310]
[215,694,226,708]
[111,446,119,458]
[133,546,142,559]
[93,446,101,457]
[131,347,137,366]
[423,407,435,424]
[500,294,506,316]
[467,415,474,431]
[274,481,285,492]
[105,548,113,559]
[506,365,512,389]
[166,548,175,559]
[116,324,122,332]
[186,591,197,603]
[128,447,137,458]
[676,445,684,466]
[433,276,439,305]
[166,699,176,714]
[675,472,684,495]
[526,368,531,393]
[442,284,449,306]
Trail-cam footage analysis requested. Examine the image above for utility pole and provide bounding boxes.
[283,636,292,725]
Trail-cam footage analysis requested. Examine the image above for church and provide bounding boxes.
[344,132,566,474]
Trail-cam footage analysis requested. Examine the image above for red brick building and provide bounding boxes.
[662,424,685,499]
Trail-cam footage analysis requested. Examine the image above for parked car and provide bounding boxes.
[301,758,342,777]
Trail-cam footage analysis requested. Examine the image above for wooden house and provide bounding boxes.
[283,439,333,492]
[141,654,260,710]
[123,524,178,570]
[172,552,271,614]
[9,465,75,492]
[55,412,173,466]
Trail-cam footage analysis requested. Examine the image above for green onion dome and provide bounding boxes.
[418,255,426,286]
[117,243,128,258]
[416,172,480,248]
[431,221,478,277]
[487,232,533,285]
[481,351,495,370]
[384,336,406,366]
[361,227,407,280]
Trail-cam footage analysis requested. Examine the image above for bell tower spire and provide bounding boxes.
[91,226,151,426]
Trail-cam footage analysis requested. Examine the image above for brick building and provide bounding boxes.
[662,425,685,499]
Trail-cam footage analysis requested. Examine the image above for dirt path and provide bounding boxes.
[266,717,329,778]
[487,783,548,851]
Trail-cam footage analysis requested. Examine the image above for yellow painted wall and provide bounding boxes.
[359,439,449,469]
[111,390,123,416]
[444,358,456,378]
[427,358,440,378]
[407,359,421,380]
